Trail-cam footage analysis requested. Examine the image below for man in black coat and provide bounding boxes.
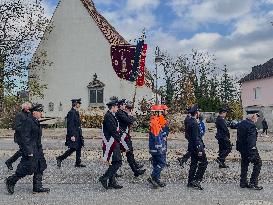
[177,109,191,167]
[262,118,268,136]
[5,102,32,170]
[116,99,145,177]
[5,104,50,195]
[56,99,85,168]
[236,111,263,190]
[215,108,232,168]
[186,105,208,190]
[99,98,123,189]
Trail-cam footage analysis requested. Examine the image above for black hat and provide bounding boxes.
[219,108,228,113]
[247,110,260,117]
[30,104,43,112]
[71,98,81,104]
[188,104,199,114]
[118,99,126,105]
[106,99,119,106]
[125,100,133,109]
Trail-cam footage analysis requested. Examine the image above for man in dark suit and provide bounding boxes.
[215,108,232,168]
[116,99,145,177]
[56,99,85,168]
[5,104,50,194]
[262,118,268,137]
[186,105,208,190]
[99,97,123,189]
[237,111,263,190]
[5,102,32,170]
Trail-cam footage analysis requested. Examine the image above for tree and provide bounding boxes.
[219,65,236,105]
[0,0,49,116]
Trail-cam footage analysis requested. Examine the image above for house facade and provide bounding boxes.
[240,58,273,129]
[29,0,155,118]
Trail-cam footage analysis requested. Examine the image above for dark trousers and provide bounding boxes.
[262,129,268,135]
[240,151,262,185]
[188,151,208,184]
[126,150,138,174]
[179,151,191,163]
[151,154,166,180]
[102,161,122,182]
[58,148,82,165]
[7,156,44,189]
[6,149,22,164]
[218,139,232,163]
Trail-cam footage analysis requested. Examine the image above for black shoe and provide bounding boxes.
[135,163,144,169]
[147,177,159,189]
[99,176,109,189]
[248,184,263,190]
[75,164,86,168]
[108,183,123,189]
[56,158,61,168]
[134,169,146,177]
[5,161,13,171]
[177,158,186,167]
[154,179,166,187]
[33,187,50,194]
[115,173,123,178]
[219,163,229,169]
[5,178,15,195]
[187,181,203,190]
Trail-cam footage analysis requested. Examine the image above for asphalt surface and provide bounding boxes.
[0,131,273,205]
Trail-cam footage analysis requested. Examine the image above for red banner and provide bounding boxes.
[136,44,147,86]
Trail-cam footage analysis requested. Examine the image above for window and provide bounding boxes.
[254,87,261,100]
[89,89,104,105]
[49,102,54,111]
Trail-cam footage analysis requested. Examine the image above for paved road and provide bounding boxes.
[1,136,273,205]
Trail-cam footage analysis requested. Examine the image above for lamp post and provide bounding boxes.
[154,46,163,105]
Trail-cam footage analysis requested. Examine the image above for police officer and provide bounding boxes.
[99,97,123,189]
[116,99,146,177]
[56,99,85,168]
[5,102,32,170]
[5,104,50,194]
[215,108,232,168]
[236,111,263,190]
[186,105,208,190]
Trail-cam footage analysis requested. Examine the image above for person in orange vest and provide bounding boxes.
[147,105,167,189]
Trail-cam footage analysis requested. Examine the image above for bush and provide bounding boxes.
[80,114,103,128]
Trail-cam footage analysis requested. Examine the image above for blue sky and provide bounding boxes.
[45,0,273,75]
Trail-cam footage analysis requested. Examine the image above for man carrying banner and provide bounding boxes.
[99,97,123,189]
[116,99,146,177]
[147,105,167,189]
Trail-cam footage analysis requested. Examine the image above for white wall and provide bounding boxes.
[30,0,154,118]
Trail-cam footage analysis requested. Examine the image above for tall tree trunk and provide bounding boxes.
[0,54,4,117]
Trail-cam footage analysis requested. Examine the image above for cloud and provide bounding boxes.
[126,0,160,11]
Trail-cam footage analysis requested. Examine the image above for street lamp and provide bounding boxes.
[154,46,163,104]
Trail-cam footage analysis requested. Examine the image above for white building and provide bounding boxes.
[29,0,155,118]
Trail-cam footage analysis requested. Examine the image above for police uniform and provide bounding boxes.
[5,109,31,170]
[99,98,123,189]
[56,99,85,168]
[115,99,145,177]
[215,108,232,168]
[186,105,208,190]
[236,111,263,190]
[5,104,50,194]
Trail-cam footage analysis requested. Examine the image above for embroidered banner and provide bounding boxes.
[136,44,148,86]
[111,45,136,80]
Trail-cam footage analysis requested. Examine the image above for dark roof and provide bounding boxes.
[239,58,273,83]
